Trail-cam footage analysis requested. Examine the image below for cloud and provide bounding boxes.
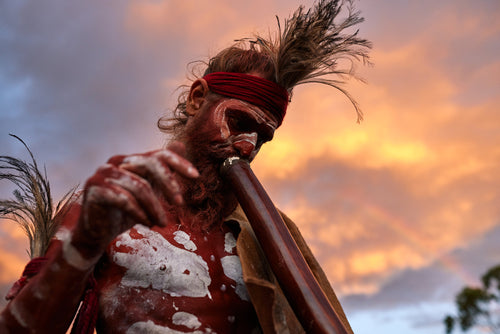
[246,1,500,304]
[0,220,28,311]
[343,223,500,311]
[341,224,500,334]
[0,2,499,333]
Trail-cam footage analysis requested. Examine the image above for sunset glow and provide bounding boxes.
[1,1,499,333]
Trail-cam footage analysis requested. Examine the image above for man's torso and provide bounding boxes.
[94,222,260,333]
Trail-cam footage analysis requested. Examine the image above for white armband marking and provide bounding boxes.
[55,228,99,271]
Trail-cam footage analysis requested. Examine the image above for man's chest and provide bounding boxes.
[109,223,247,297]
[95,223,258,333]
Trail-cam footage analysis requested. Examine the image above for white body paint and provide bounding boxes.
[113,225,211,298]
[221,231,249,300]
[7,300,28,328]
[102,223,253,331]
[83,184,131,228]
[172,311,202,329]
[54,227,99,271]
[122,152,178,190]
[224,232,237,254]
[220,256,249,301]
[126,319,213,334]
[173,231,197,251]
[99,284,123,320]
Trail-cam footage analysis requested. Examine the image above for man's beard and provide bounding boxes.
[175,129,238,231]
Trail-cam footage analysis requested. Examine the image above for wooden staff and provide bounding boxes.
[220,157,349,334]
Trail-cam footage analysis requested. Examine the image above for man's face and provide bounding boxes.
[178,97,278,226]
[190,97,278,163]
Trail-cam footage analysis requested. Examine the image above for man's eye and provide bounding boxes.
[228,115,251,133]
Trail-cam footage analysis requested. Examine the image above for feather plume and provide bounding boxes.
[242,0,372,121]
[0,134,76,258]
[159,0,372,135]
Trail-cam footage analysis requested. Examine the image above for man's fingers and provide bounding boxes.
[102,147,199,206]
[157,149,200,179]
[86,165,167,228]
[106,169,167,227]
[119,158,183,205]
[83,184,149,234]
[120,150,198,205]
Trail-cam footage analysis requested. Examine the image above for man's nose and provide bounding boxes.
[233,133,258,158]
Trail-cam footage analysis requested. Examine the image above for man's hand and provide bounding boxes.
[71,141,199,258]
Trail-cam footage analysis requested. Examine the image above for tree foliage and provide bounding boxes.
[445,265,500,334]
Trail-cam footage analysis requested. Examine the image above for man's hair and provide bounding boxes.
[158,0,371,137]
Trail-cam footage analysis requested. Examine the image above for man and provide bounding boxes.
[0,1,370,333]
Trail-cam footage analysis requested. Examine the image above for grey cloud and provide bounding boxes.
[342,223,500,311]
[1,2,499,334]
[340,224,500,333]
[0,1,184,199]
[261,153,500,300]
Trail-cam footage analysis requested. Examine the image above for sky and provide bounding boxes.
[0,0,499,333]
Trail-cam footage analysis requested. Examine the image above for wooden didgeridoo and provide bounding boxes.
[220,157,349,334]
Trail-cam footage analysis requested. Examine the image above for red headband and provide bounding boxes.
[203,72,289,126]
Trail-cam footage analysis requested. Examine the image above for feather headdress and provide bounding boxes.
[272,0,371,121]
[208,0,371,119]
[161,0,371,133]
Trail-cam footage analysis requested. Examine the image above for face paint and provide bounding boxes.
[196,98,277,161]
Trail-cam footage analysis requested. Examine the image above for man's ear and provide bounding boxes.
[186,79,209,116]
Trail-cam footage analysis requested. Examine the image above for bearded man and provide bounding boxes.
[0,1,370,333]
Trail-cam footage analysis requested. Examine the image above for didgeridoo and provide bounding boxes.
[220,157,349,334]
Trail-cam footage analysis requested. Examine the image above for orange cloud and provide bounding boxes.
[124,0,288,52]
[250,4,500,297]
[0,1,497,315]
[0,220,28,284]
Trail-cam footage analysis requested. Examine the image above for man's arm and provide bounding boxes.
[0,143,199,333]
[0,200,97,333]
